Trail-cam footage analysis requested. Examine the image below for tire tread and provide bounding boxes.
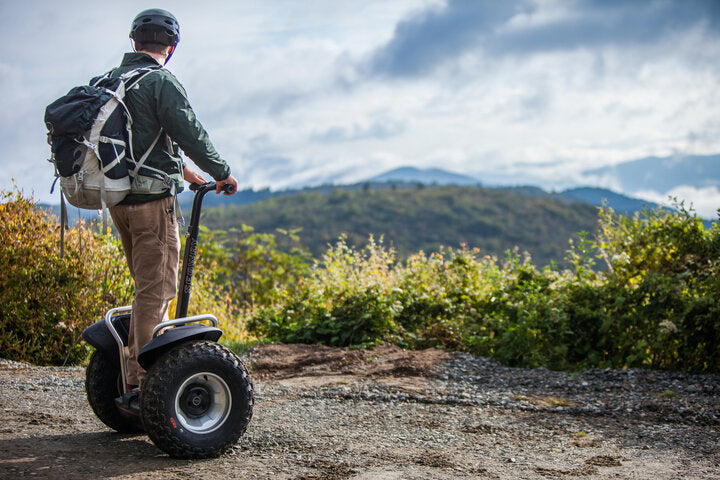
[140,341,254,458]
[85,350,143,433]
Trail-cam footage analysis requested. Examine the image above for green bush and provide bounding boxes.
[0,190,133,365]
[247,206,719,373]
[248,236,401,346]
[590,204,720,372]
[170,225,311,345]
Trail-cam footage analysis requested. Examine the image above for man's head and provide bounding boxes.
[130,9,180,63]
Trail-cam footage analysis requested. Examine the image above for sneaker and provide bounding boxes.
[115,387,141,416]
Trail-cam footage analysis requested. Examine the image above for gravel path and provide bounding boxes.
[0,345,718,479]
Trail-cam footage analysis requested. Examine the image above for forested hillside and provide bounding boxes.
[201,185,600,266]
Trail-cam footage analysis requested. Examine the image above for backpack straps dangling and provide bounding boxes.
[60,191,67,258]
[50,161,69,258]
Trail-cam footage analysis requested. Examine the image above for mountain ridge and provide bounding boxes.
[36,178,660,225]
[201,184,601,266]
[583,153,720,192]
[38,151,720,224]
[365,166,481,186]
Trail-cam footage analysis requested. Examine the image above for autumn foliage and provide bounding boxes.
[0,190,133,364]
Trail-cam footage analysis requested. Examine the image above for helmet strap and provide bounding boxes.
[164,45,175,65]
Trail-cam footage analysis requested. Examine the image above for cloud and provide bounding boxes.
[633,185,720,220]
[311,118,405,143]
[495,0,720,54]
[363,0,720,78]
[365,0,525,77]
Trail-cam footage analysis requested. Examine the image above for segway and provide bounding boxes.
[82,182,254,459]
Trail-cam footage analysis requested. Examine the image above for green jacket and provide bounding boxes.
[110,53,230,204]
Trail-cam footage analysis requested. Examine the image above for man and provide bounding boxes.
[111,8,237,415]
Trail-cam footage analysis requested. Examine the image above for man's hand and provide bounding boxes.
[183,165,207,185]
[216,174,238,195]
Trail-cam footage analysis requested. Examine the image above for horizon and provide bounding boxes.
[33,162,719,223]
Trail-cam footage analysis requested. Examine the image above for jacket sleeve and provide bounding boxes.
[155,74,230,181]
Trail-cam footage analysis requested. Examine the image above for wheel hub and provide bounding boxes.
[174,372,232,434]
[180,385,211,417]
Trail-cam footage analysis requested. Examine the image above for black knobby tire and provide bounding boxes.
[140,341,254,459]
[85,349,144,433]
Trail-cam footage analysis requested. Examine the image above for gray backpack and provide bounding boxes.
[45,66,175,210]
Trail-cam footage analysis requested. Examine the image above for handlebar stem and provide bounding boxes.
[175,182,230,319]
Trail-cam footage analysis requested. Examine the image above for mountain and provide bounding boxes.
[201,184,600,266]
[366,167,481,185]
[38,178,660,229]
[561,187,660,215]
[584,154,720,192]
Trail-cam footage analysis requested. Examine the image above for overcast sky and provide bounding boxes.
[2,0,719,216]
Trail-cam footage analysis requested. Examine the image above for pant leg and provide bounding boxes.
[109,196,180,386]
[109,205,134,278]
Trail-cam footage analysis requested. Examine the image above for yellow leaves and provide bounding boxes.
[1,189,134,365]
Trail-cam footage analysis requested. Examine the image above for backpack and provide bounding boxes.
[44,66,169,210]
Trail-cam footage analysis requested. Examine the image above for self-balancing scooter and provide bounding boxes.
[82,182,254,458]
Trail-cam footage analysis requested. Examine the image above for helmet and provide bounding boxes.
[130,9,180,47]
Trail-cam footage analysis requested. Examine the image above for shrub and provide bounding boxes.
[169,228,251,346]
[246,205,719,374]
[592,204,720,372]
[0,190,133,365]
[177,225,312,346]
[248,236,401,346]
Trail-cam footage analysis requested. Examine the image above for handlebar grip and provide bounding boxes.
[189,182,234,194]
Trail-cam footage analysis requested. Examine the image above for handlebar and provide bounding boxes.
[189,182,235,195]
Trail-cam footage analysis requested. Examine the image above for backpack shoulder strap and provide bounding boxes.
[121,65,164,91]
[89,69,113,87]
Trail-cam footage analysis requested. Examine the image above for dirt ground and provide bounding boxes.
[1,344,718,479]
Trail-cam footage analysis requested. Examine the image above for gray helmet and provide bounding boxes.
[130,9,180,47]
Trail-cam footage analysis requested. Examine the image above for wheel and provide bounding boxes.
[85,349,144,433]
[140,341,254,459]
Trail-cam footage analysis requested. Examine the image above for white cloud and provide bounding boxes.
[633,186,720,220]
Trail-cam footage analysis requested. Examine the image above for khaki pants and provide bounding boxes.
[109,196,180,386]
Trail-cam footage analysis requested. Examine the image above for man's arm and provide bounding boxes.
[155,74,231,182]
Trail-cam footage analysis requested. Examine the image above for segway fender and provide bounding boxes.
[82,319,119,353]
[82,313,131,354]
[137,324,222,370]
